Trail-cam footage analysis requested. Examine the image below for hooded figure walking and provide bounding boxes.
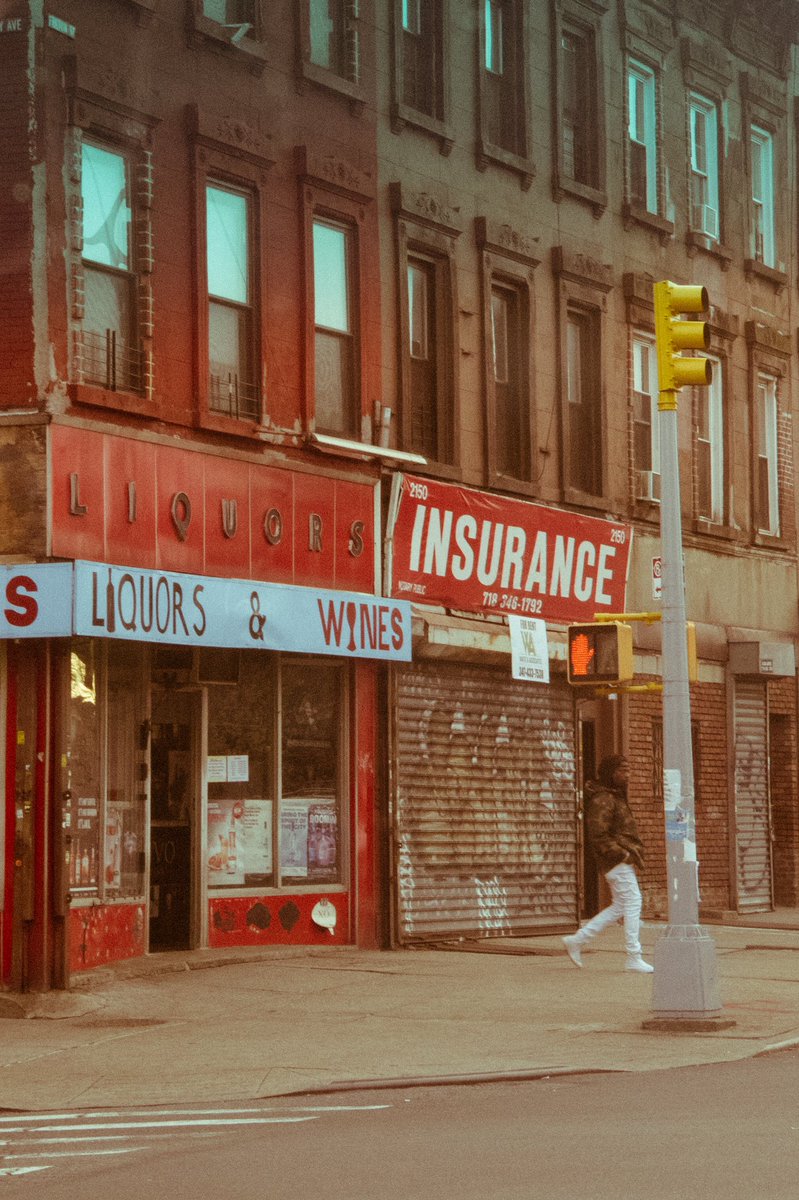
[563,754,653,973]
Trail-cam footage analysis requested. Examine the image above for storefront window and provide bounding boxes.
[66,640,146,900]
[206,654,276,889]
[206,655,344,890]
[107,645,146,898]
[280,660,342,886]
[68,642,101,894]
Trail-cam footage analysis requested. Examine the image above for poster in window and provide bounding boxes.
[308,803,338,880]
[71,796,100,890]
[105,807,122,890]
[207,798,272,887]
[281,800,310,877]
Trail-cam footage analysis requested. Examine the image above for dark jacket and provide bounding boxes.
[584,779,645,874]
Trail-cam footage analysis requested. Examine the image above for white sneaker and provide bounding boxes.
[625,956,654,973]
[562,935,583,967]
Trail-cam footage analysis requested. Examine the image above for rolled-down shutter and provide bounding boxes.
[733,680,773,912]
[393,662,578,942]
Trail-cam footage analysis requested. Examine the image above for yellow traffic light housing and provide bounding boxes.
[653,281,712,394]
[567,622,634,686]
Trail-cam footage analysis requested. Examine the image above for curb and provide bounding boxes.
[270,1065,625,1098]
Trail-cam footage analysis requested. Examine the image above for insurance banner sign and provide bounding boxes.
[387,475,632,624]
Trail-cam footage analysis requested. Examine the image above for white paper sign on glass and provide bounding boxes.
[508,615,550,684]
[72,561,413,661]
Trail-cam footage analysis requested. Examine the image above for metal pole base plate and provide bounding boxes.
[642,1015,737,1033]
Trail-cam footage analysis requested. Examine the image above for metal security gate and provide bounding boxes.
[733,680,773,911]
[393,662,578,941]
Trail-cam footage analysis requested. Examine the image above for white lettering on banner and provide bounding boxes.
[391,476,632,621]
[410,508,616,606]
[73,562,412,661]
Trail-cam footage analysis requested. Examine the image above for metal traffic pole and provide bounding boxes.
[644,282,733,1031]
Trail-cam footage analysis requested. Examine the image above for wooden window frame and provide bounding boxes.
[741,71,788,289]
[746,321,791,551]
[477,217,539,495]
[190,105,272,436]
[555,249,611,508]
[477,0,534,188]
[551,0,608,214]
[188,0,268,72]
[297,0,365,110]
[392,183,461,475]
[622,54,674,241]
[66,85,159,419]
[390,0,453,153]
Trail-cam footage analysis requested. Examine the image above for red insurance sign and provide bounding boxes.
[388,475,632,624]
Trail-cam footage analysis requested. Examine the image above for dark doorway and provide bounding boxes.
[149,692,197,951]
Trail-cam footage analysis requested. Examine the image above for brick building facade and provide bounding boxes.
[1,1,799,987]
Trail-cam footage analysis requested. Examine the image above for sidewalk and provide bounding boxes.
[1,921,799,1112]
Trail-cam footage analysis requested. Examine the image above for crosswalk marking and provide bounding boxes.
[0,1100,393,1176]
[0,1102,388,1123]
[4,1147,145,1160]
[0,1115,318,1135]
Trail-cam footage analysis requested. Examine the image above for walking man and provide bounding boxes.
[563,754,653,973]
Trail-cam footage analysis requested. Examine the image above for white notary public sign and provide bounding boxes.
[508,615,550,683]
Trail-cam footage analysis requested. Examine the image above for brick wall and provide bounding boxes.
[769,677,799,905]
[627,679,730,919]
[0,30,34,408]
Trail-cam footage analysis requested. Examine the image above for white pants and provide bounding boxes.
[575,863,642,957]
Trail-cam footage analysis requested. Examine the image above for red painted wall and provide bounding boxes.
[69,904,146,973]
[208,892,350,949]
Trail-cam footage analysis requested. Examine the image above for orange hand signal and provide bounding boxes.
[569,632,595,677]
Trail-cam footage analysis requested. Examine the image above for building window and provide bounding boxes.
[398,0,444,123]
[203,0,257,26]
[206,183,258,421]
[565,309,601,497]
[406,256,441,460]
[632,336,659,502]
[313,218,357,437]
[755,373,779,536]
[81,140,141,393]
[695,356,724,524]
[479,0,529,170]
[306,0,359,84]
[750,125,775,267]
[689,93,720,240]
[561,27,596,189]
[207,656,346,891]
[490,283,529,481]
[627,60,657,214]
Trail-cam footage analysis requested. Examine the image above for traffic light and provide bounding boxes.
[567,622,634,686]
[653,281,712,393]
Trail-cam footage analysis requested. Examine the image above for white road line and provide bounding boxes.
[0,1116,319,1135]
[3,1147,145,1160]
[0,1103,389,1123]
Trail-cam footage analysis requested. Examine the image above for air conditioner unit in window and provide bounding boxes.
[636,469,661,502]
[692,203,718,239]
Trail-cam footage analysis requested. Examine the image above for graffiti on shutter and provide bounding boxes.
[394,662,578,941]
[733,680,773,912]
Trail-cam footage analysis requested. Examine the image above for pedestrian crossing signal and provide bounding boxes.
[567,622,634,686]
